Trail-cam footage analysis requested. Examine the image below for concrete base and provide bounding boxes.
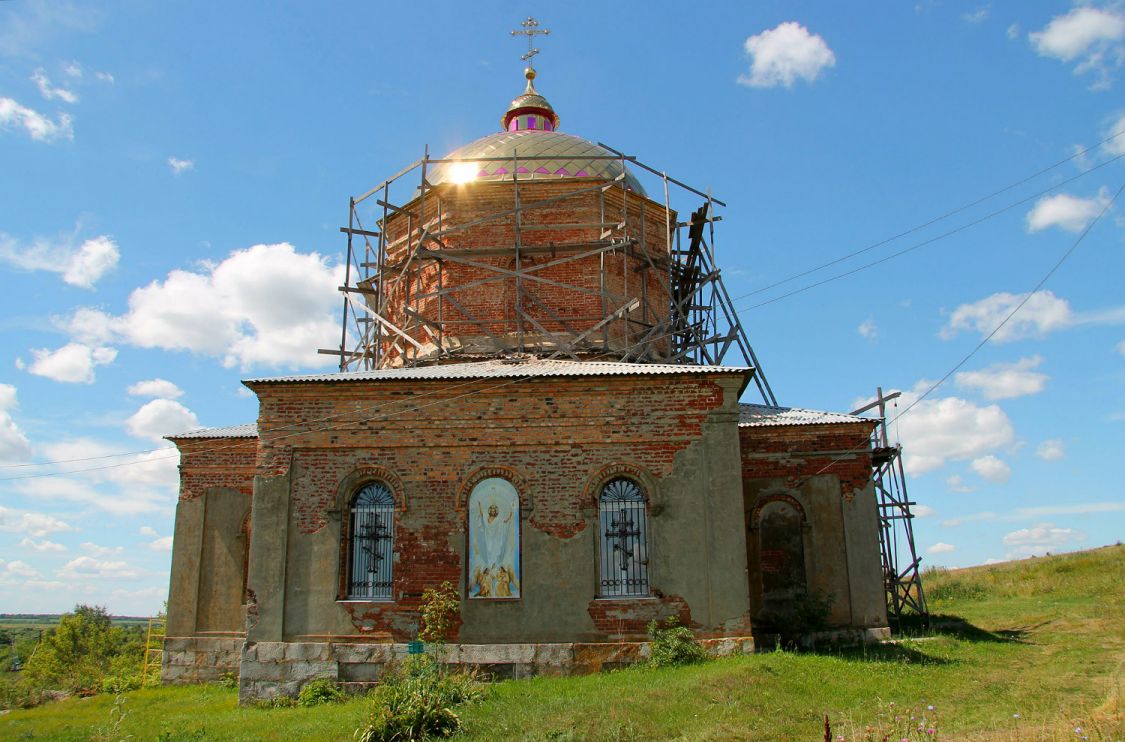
[161,635,244,683]
[235,635,756,703]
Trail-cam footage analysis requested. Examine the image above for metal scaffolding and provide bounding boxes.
[319,144,778,406]
[853,388,929,625]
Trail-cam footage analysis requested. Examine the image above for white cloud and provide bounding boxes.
[1007,23,1021,40]
[148,536,173,552]
[954,355,1048,400]
[95,71,114,84]
[970,454,1012,483]
[942,290,1072,342]
[857,317,877,340]
[168,157,194,175]
[62,243,342,370]
[17,438,179,515]
[928,542,956,554]
[913,504,936,518]
[1026,190,1110,232]
[0,506,77,538]
[139,525,158,538]
[946,474,975,493]
[881,382,1015,475]
[1003,522,1086,557]
[19,537,66,553]
[1029,5,1125,89]
[3,560,40,579]
[1105,112,1125,155]
[0,232,119,288]
[1035,439,1065,461]
[0,383,33,464]
[1117,340,1125,356]
[0,96,74,142]
[25,342,117,383]
[738,22,836,88]
[127,379,184,400]
[963,6,989,24]
[58,555,140,581]
[941,290,1125,343]
[30,68,77,103]
[81,542,123,557]
[125,399,199,442]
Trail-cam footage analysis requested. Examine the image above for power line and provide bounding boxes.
[733,127,1125,301]
[739,152,1124,311]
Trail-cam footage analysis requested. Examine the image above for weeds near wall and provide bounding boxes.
[646,617,707,668]
[297,677,346,707]
[354,655,484,741]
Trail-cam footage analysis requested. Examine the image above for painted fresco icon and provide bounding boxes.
[468,477,520,599]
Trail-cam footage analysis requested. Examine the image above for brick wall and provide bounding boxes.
[173,437,257,501]
[739,423,875,498]
[366,180,674,365]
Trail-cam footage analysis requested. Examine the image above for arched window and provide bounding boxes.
[347,482,395,600]
[598,477,649,597]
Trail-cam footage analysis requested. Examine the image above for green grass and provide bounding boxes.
[3,545,1122,741]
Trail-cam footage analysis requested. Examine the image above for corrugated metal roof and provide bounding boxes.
[167,423,258,439]
[738,404,871,428]
[246,359,750,385]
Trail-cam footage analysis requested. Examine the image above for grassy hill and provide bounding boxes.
[2,545,1122,740]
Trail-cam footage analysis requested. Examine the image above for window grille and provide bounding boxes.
[348,482,394,600]
[598,478,649,597]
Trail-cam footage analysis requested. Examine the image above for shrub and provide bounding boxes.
[297,677,346,707]
[647,617,707,668]
[418,581,460,645]
[355,655,484,741]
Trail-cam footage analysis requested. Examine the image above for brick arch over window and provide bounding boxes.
[335,465,406,514]
[582,462,660,511]
[748,492,807,530]
[455,466,532,515]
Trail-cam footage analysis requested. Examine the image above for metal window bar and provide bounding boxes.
[598,478,649,597]
[349,482,395,600]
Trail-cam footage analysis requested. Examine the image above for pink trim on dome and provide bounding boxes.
[477,169,489,177]
[534,167,551,174]
[575,170,589,177]
[553,167,571,176]
[516,166,530,174]
[492,167,509,175]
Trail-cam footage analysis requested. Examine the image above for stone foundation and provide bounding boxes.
[161,635,244,683]
[237,636,756,703]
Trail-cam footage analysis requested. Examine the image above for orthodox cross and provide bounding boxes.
[511,16,550,68]
[358,513,391,573]
[607,511,641,571]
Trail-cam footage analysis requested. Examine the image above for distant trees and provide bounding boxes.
[22,605,145,695]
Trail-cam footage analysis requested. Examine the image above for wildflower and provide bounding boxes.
[928,729,936,735]
[1013,713,1020,719]
[1075,728,1083,735]
[927,705,935,711]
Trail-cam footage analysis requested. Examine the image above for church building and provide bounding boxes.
[161,32,889,701]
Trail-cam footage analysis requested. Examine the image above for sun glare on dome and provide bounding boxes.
[449,161,479,184]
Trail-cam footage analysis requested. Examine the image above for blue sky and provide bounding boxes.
[0,1,1122,616]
